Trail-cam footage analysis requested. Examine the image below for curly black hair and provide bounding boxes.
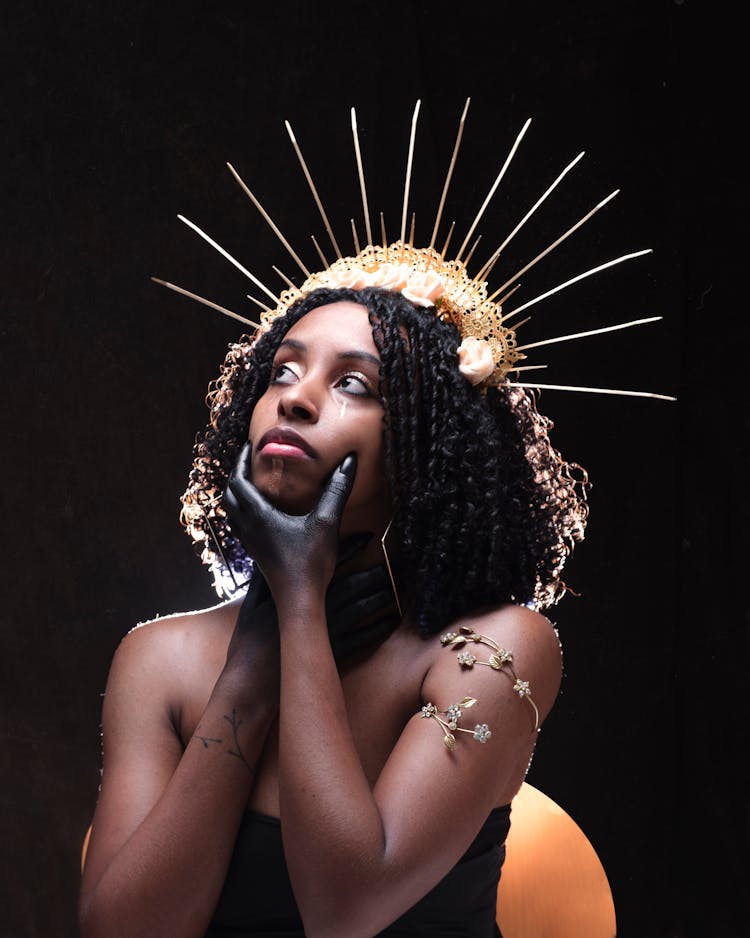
[181,286,588,633]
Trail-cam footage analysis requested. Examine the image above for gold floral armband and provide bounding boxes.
[420,698,491,750]
[420,626,539,750]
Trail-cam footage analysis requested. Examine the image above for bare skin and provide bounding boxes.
[78,302,563,938]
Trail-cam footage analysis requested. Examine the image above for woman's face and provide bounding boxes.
[248,301,390,536]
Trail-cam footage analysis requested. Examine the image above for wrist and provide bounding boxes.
[275,590,328,629]
[215,664,280,716]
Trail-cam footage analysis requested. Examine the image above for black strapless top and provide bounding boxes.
[205,805,509,937]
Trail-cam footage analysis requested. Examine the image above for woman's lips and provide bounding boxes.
[260,441,311,459]
[257,428,317,459]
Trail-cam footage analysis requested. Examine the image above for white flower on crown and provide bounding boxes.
[457,336,495,386]
[402,269,445,307]
[320,266,371,290]
[370,262,411,291]
[319,262,445,307]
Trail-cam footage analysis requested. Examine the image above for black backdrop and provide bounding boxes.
[2,2,745,936]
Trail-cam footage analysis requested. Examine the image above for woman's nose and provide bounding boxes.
[277,377,320,422]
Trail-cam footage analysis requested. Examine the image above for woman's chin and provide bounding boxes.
[254,481,318,516]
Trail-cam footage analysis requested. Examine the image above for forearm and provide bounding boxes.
[276,596,390,937]
[79,670,277,938]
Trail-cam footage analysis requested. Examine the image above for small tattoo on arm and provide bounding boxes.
[195,735,223,749]
[224,708,251,771]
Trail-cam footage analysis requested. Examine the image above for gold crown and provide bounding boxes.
[154,99,675,401]
[262,240,522,386]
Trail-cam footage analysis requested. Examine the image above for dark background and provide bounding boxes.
[2,2,745,936]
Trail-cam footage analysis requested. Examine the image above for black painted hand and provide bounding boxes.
[223,441,358,603]
[325,563,401,659]
[223,566,281,705]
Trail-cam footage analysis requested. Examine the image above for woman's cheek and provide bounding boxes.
[350,441,388,509]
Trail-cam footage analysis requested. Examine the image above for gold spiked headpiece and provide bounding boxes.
[155,99,675,401]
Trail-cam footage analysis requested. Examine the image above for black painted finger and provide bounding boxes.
[327,589,396,632]
[243,565,270,608]
[227,471,272,524]
[223,484,242,524]
[316,453,357,527]
[236,568,271,629]
[326,566,390,612]
[236,440,253,481]
[336,532,373,567]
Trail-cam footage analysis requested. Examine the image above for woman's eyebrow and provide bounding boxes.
[278,338,305,352]
[278,338,379,368]
[337,350,381,368]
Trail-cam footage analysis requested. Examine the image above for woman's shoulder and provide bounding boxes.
[455,602,561,655]
[435,602,561,660]
[97,597,245,745]
[119,595,241,650]
[106,596,243,704]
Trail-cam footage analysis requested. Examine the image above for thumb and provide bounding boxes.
[315,453,357,527]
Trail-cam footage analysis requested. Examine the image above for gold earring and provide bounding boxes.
[381,519,403,618]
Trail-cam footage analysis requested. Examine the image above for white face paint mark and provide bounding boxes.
[267,457,284,497]
[338,400,348,420]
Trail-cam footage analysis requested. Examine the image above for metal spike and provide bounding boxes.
[310,235,330,269]
[401,100,421,243]
[431,97,471,248]
[475,151,586,282]
[509,382,676,401]
[350,218,361,255]
[285,119,342,259]
[272,265,296,290]
[516,316,663,352]
[226,163,311,278]
[351,108,373,246]
[151,278,261,328]
[488,190,620,302]
[502,250,654,324]
[440,221,456,260]
[177,215,278,303]
[455,118,532,262]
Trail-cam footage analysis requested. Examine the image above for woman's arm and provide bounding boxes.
[276,599,560,938]
[78,599,279,938]
[224,446,562,938]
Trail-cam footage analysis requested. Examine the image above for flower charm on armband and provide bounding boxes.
[420,697,492,750]
[440,625,540,731]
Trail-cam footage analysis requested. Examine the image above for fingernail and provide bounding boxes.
[340,453,357,477]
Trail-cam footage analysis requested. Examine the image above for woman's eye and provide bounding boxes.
[271,363,298,384]
[337,374,371,396]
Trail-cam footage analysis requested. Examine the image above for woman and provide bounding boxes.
[78,283,587,938]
